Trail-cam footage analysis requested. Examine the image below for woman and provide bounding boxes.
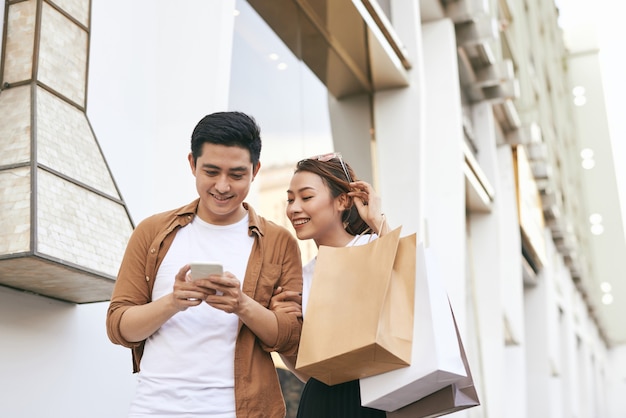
[271,152,389,418]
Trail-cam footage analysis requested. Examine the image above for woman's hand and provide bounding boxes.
[269,286,303,317]
[348,180,389,235]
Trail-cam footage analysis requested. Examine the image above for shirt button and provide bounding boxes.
[150,248,156,254]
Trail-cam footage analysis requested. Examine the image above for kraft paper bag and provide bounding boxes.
[295,227,416,386]
[386,311,480,417]
[360,243,467,411]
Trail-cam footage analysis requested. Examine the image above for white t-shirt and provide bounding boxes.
[128,214,254,418]
[301,234,376,317]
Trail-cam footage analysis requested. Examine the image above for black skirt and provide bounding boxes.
[296,378,386,418]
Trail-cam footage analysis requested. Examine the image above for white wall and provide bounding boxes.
[88,0,236,225]
[0,287,134,418]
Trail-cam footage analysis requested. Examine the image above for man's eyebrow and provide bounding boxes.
[228,166,249,172]
[200,163,249,172]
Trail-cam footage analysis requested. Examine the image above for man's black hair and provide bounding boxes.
[191,111,262,165]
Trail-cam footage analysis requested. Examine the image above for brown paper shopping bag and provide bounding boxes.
[295,227,416,386]
[386,310,480,418]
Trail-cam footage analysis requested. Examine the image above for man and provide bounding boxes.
[106,111,303,418]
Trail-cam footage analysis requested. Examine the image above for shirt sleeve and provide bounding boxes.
[260,229,303,356]
[106,220,154,349]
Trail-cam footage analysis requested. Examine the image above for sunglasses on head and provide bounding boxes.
[309,152,353,183]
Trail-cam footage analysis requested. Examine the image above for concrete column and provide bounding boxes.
[524,267,553,417]
[419,18,466,326]
[469,101,527,418]
[328,94,375,184]
[373,0,425,238]
[558,295,574,417]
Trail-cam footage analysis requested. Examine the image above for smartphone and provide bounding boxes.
[189,262,223,281]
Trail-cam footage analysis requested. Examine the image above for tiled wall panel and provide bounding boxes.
[0,167,31,255]
[37,169,132,276]
[0,86,31,166]
[54,0,90,27]
[39,2,88,106]
[37,87,119,197]
[3,1,36,83]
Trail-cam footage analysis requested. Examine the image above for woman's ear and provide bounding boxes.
[336,193,353,212]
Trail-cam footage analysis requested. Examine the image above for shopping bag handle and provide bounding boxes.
[349,214,387,246]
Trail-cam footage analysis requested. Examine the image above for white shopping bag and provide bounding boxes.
[359,242,467,411]
[386,311,480,417]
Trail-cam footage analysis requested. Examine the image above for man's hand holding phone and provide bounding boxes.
[188,263,247,314]
[189,262,224,296]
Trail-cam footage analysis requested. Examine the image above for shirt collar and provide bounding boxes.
[174,199,264,237]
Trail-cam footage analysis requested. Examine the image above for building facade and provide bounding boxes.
[1,0,625,417]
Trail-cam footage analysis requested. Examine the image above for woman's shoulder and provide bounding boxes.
[350,233,378,247]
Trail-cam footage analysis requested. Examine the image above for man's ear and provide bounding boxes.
[251,161,262,180]
[188,152,196,173]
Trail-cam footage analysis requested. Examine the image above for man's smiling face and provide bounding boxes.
[189,142,260,225]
